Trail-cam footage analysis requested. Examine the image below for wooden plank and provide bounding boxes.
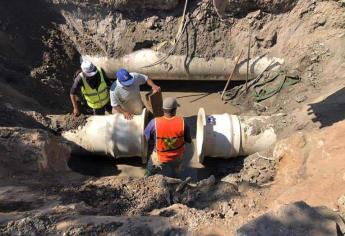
[145,91,164,117]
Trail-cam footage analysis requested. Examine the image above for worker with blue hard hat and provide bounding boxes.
[110,68,160,119]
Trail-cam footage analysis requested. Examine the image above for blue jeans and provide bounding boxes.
[146,152,182,178]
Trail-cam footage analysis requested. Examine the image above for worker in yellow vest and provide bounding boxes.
[70,60,112,116]
[144,97,192,177]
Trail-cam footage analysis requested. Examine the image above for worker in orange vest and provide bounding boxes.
[144,97,192,177]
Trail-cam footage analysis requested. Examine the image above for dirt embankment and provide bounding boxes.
[2,120,345,235]
[19,0,345,116]
[1,0,344,115]
[1,0,345,235]
[0,0,79,114]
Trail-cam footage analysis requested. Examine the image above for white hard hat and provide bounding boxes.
[81,60,97,77]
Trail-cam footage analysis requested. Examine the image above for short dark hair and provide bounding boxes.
[163,108,176,116]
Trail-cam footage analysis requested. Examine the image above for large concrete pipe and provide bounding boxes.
[84,49,284,81]
[196,108,277,163]
[62,109,148,163]
[239,115,278,155]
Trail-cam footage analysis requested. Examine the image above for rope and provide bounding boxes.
[253,71,301,102]
[141,0,189,69]
[222,58,275,101]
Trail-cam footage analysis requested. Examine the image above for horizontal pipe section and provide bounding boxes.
[84,49,284,81]
[197,108,277,162]
[62,109,148,163]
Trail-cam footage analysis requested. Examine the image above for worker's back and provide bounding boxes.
[155,116,185,163]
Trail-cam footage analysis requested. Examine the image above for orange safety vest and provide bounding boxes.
[155,116,185,163]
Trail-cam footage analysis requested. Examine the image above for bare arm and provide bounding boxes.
[70,74,83,117]
[146,78,161,93]
[113,105,133,120]
[70,94,80,117]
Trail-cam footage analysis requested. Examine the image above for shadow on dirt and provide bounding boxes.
[308,87,345,128]
[68,155,147,177]
[0,212,188,235]
[0,107,47,130]
[202,157,245,179]
[0,201,40,213]
[0,0,80,113]
[237,201,344,236]
[68,154,121,177]
[48,0,193,26]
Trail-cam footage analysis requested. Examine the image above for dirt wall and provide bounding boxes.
[0,0,79,113]
[1,0,345,113]
[215,0,298,17]
[49,0,180,10]
[0,127,70,177]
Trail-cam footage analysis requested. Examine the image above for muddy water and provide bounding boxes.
[143,80,241,119]
[68,81,241,180]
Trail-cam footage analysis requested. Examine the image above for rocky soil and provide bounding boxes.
[1,0,345,235]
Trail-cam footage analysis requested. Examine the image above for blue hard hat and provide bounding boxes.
[116,68,134,86]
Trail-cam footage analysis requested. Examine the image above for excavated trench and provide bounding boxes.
[68,154,143,177]
[64,80,248,181]
[2,0,345,234]
[0,0,294,214]
[67,153,246,181]
[61,76,273,182]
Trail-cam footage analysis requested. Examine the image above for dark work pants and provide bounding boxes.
[93,102,112,115]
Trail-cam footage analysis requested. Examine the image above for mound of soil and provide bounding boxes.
[48,114,88,132]
[1,0,345,235]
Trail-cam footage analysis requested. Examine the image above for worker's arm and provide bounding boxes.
[132,72,160,93]
[70,94,80,117]
[146,78,161,94]
[113,105,133,120]
[144,119,156,154]
[144,119,155,141]
[70,75,82,117]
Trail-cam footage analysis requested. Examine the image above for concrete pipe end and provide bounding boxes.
[196,107,206,163]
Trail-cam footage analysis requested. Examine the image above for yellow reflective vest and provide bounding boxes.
[80,67,110,109]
